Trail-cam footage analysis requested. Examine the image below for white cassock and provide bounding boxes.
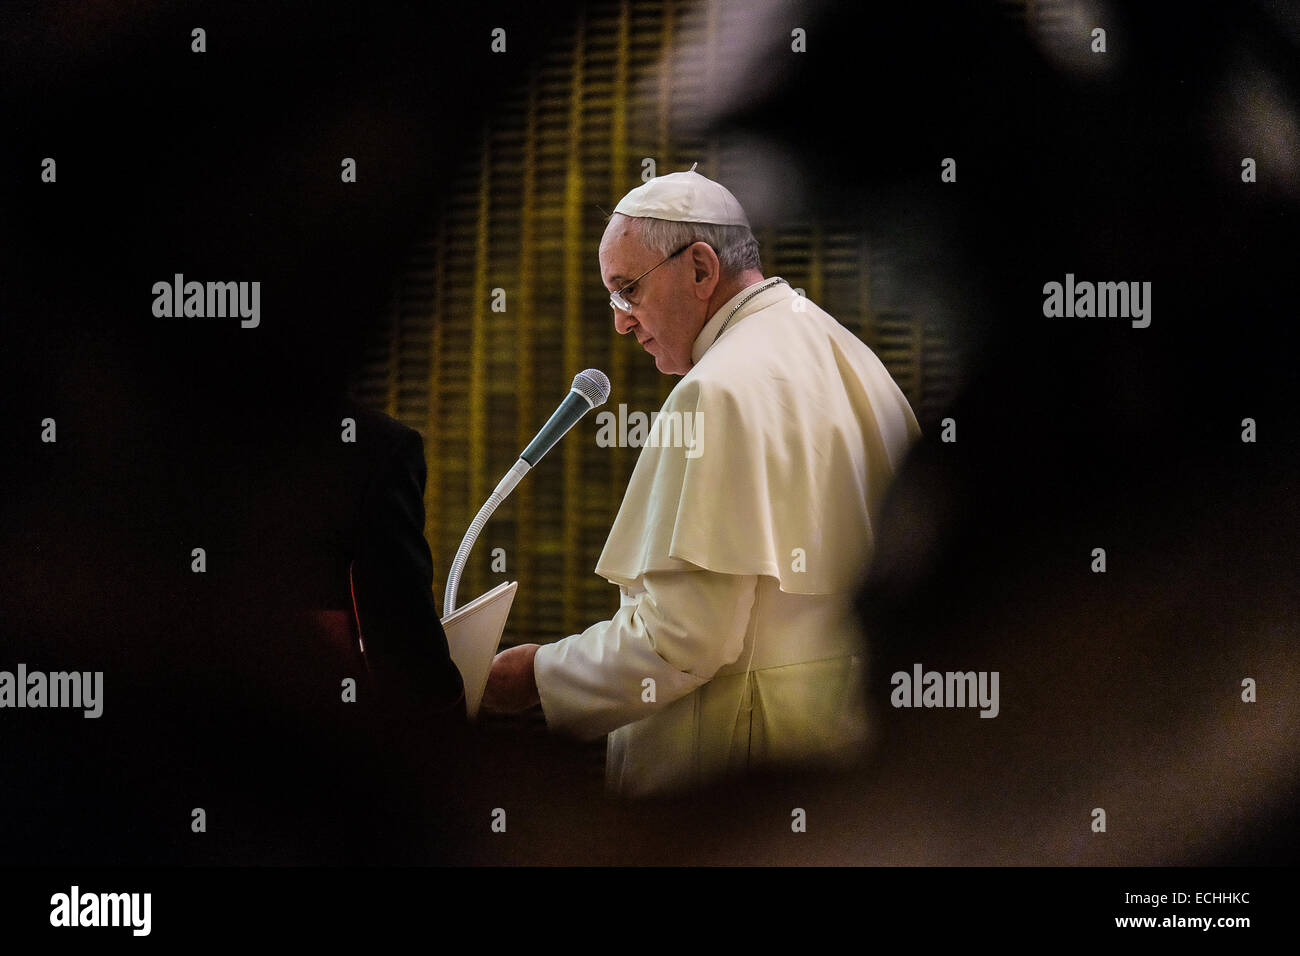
[533,279,921,797]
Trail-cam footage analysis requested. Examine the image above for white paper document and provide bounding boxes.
[440,580,517,719]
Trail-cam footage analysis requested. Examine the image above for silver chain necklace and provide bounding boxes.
[709,277,788,348]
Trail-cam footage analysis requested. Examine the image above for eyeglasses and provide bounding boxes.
[609,242,695,312]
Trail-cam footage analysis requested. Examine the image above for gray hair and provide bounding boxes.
[615,214,761,276]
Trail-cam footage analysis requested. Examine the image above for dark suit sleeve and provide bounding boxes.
[351,426,466,720]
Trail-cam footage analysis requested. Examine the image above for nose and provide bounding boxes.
[613,306,637,336]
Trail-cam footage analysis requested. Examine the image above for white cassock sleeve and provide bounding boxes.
[533,568,758,741]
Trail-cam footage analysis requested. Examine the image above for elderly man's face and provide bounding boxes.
[599,222,704,376]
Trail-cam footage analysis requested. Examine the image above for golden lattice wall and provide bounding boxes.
[350,0,956,644]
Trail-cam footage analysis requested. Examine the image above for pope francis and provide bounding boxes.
[483,169,921,797]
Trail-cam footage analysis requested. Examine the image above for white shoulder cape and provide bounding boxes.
[595,287,921,595]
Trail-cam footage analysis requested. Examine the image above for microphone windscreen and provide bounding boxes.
[572,368,611,408]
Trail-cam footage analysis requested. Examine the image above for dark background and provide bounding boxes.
[0,0,1295,866]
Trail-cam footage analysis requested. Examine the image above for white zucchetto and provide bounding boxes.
[613,166,751,227]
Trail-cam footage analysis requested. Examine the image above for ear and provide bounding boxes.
[687,242,721,301]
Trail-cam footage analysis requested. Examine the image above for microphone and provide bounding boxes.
[521,368,611,466]
[443,369,611,614]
